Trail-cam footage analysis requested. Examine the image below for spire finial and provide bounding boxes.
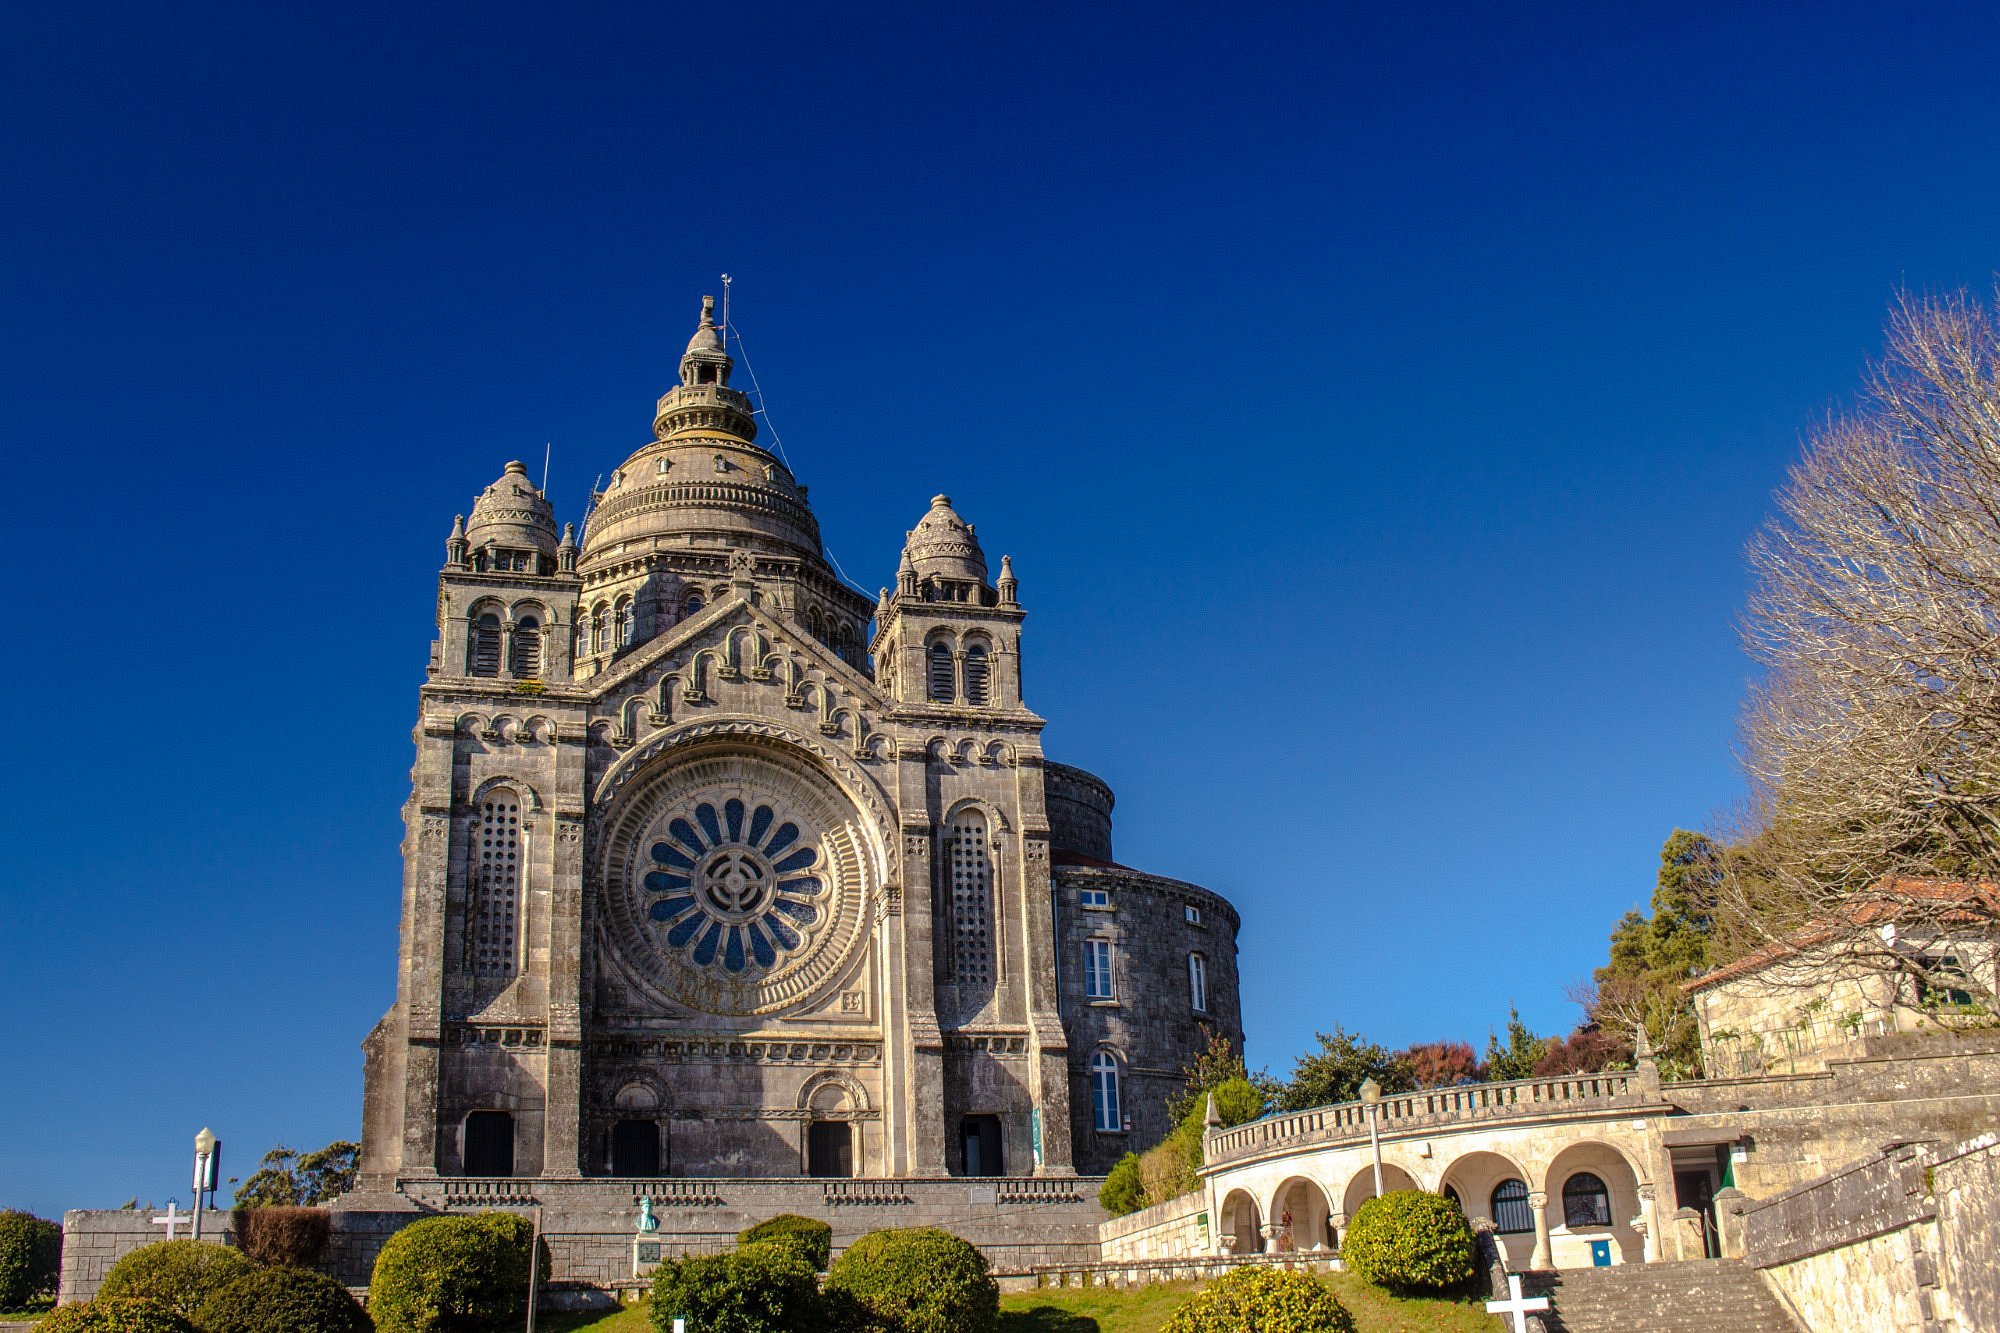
[700,294,716,327]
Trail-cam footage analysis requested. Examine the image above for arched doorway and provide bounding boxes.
[1342,1161,1418,1219]
[1218,1189,1263,1254]
[1271,1177,1334,1252]
[1543,1142,1645,1267]
[1438,1150,1533,1267]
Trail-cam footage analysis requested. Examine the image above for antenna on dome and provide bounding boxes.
[541,441,551,493]
[720,273,732,341]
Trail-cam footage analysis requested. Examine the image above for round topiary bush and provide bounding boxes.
[38,1297,201,1332]
[1339,1189,1477,1293]
[195,1265,372,1333]
[738,1214,832,1271]
[367,1212,537,1333]
[648,1244,820,1333]
[823,1227,997,1333]
[97,1240,254,1319]
[0,1209,62,1308]
[1161,1266,1355,1333]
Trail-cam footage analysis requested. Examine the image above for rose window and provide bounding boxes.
[644,798,825,974]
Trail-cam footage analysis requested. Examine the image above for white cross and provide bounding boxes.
[150,1203,190,1240]
[1486,1272,1551,1333]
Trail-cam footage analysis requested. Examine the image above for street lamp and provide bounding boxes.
[191,1129,221,1240]
[1358,1077,1384,1198]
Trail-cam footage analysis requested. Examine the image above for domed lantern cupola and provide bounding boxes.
[653,295,758,443]
[465,460,560,572]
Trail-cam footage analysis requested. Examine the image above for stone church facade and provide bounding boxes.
[358,298,1240,1189]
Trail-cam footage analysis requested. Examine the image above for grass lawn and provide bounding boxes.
[456,1274,1506,1332]
[996,1275,1505,1333]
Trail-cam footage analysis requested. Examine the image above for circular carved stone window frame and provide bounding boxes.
[600,743,875,1017]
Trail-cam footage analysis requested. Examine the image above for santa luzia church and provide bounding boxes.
[328,295,1243,1281]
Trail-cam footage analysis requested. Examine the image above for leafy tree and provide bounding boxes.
[1579,829,1721,1077]
[1532,1026,1628,1076]
[1139,1075,1268,1206]
[1272,1027,1413,1112]
[231,1142,359,1208]
[1098,1153,1146,1217]
[0,1210,61,1308]
[1396,1040,1483,1088]
[1166,1026,1252,1123]
[1483,1005,1549,1082]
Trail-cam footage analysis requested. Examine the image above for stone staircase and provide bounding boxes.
[1522,1259,1800,1332]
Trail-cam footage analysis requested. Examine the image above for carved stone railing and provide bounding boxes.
[996,1177,1089,1204]
[1206,1070,1653,1167]
[434,1177,541,1206]
[821,1179,915,1206]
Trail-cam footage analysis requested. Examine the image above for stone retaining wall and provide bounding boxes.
[59,1176,1109,1305]
[1741,1133,2000,1331]
[1098,1192,1210,1261]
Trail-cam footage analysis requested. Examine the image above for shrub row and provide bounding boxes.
[0,1209,62,1309]
[64,1243,367,1333]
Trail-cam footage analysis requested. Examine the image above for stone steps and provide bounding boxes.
[1522,1259,1800,1333]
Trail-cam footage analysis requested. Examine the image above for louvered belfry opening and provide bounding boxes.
[510,616,541,679]
[470,613,502,676]
[963,642,990,705]
[950,813,993,984]
[928,641,956,702]
[475,793,521,978]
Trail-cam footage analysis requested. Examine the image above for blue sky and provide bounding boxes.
[6,1,2000,1216]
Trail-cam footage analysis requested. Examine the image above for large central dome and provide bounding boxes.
[579,296,823,567]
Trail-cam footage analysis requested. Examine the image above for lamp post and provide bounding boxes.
[191,1129,220,1240]
[1359,1077,1384,1198]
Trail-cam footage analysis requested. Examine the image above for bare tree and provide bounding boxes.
[1727,289,2000,1001]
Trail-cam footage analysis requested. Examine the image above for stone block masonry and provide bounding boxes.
[58,1178,1108,1305]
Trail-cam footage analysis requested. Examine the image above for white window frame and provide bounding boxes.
[1090,1051,1122,1132]
[1084,938,1114,1000]
[1185,903,1202,925]
[1188,952,1208,1013]
[1079,888,1110,909]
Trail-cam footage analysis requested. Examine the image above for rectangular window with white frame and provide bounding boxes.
[1188,952,1208,1013]
[1084,938,1114,1000]
[1079,888,1110,909]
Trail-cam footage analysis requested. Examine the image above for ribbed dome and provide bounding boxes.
[904,495,988,584]
[466,461,558,554]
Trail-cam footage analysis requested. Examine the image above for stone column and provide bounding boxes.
[539,811,586,1178]
[1636,1184,1658,1262]
[1528,1191,1553,1269]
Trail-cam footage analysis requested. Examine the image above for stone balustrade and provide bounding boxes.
[1206,1070,1654,1166]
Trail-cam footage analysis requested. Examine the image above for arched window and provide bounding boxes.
[591,604,610,655]
[1490,1179,1532,1234]
[463,1110,514,1177]
[682,592,704,620]
[474,791,521,979]
[469,614,501,676]
[834,624,855,664]
[949,811,993,985]
[616,597,635,647]
[808,608,826,643]
[1188,952,1208,1013]
[1090,1051,1122,1132]
[510,616,541,679]
[1563,1172,1613,1229]
[927,641,956,703]
[963,642,990,705]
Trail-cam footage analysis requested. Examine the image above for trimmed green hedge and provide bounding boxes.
[1339,1189,1477,1293]
[367,1212,537,1332]
[97,1241,254,1320]
[0,1209,61,1308]
[38,1297,201,1332]
[738,1215,832,1272]
[1161,1266,1355,1333]
[195,1265,372,1333]
[648,1244,821,1333]
[823,1227,996,1333]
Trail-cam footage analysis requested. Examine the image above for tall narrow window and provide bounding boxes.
[963,642,990,705]
[510,616,541,679]
[591,605,610,654]
[474,792,521,979]
[616,597,635,647]
[469,614,501,676]
[1090,1052,1122,1132]
[1084,938,1114,1000]
[1188,952,1208,1013]
[949,813,993,985]
[683,592,704,620]
[928,641,956,703]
